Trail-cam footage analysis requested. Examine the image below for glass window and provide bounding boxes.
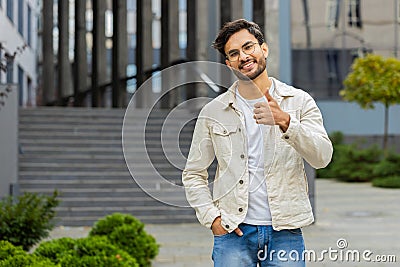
[28,6,32,46]
[348,0,362,28]
[326,0,340,30]
[7,0,13,22]
[128,34,136,49]
[179,0,186,11]
[27,76,32,106]
[86,8,93,31]
[6,61,13,83]
[18,65,24,106]
[18,0,24,36]
[105,9,113,37]
[398,1,400,23]
[127,0,136,11]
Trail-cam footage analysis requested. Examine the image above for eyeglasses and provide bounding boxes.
[226,41,260,62]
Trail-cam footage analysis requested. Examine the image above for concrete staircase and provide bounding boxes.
[18,107,214,226]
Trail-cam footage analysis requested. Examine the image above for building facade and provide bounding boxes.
[291,0,400,99]
[0,0,38,106]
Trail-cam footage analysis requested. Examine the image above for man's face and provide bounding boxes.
[224,29,268,80]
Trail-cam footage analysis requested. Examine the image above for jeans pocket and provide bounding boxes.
[213,232,230,238]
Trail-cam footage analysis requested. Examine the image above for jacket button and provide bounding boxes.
[238,128,241,132]
[238,208,243,212]
[239,180,244,184]
[284,136,289,139]
[225,225,230,229]
[240,154,245,159]
[223,130,227,134]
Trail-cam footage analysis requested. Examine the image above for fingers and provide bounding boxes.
[211,217,243,237]
[253,102,265,109]
[234,228,243,237]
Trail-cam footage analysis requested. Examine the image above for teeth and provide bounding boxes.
[243,62,253,68]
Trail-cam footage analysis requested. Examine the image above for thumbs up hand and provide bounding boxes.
[253,92,291,132]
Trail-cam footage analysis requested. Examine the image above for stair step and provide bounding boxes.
[19,154,186,162]
[18,107,202,226]
[19,162,185,169]
[20,146,189,153]
[55,208,194,219]
[19,139,191,145]
[55,215,197,226]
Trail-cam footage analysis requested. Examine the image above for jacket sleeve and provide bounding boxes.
[282,92,333,169]
[182,110,220,229]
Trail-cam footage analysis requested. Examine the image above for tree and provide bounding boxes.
[340,54,400,154]
[0,43,27,110]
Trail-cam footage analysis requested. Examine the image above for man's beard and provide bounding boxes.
[233,57,267,81]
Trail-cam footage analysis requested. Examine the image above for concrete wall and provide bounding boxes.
[318,101,400,135]
[0,84,18,198]
[0,0,38,106]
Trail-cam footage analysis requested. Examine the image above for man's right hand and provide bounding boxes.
[211,216,243,236]
[211,216,228,236]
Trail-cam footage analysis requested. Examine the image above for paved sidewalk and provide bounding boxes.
[49,179,400,266]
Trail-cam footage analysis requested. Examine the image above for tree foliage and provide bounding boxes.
[0,191,59,251]
[341,54,400,108]
[340,54,400,153]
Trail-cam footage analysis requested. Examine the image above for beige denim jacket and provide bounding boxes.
[182,78,333,232]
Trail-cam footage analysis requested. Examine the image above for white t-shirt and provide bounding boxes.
[236,85,273,225]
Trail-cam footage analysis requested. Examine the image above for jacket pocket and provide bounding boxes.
[211,124,238,156]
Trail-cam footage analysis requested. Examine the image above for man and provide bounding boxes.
[182,19,333,266]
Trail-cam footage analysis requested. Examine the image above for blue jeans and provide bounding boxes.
[212,223,305,267]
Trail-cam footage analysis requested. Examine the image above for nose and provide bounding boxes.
[239,49,250,61]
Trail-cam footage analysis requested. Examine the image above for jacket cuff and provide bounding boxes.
[202,207,221,229]
[281,113,300,144]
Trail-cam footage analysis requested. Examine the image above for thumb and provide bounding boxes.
[234,228,243,237]
[264,91,274,102]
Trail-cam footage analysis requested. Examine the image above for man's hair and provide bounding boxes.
[212,19,265,56]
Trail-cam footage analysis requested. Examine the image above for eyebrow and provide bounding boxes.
[226,40,254,55]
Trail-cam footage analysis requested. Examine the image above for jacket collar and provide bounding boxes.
[222,77,295,110]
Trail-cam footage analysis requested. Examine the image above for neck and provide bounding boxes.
[237,71,272,100]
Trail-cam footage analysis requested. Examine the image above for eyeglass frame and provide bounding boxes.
[225,41,261,62]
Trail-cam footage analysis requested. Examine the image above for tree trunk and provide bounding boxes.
[383,104,389,157]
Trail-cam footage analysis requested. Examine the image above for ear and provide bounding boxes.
[261,43,269,58]
[225,59,231,67]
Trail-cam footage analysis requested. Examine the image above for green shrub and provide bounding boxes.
[0,241,26,261]
[35,236,138,267]
[316,131,344,179]
[33,237,76,263]
[89,213,159,267]
[316,131,400,184]
[372,176,400,188]
[373,152,400,177]
[108,224,159,267]
[0,191,59,251]
[336,144,382,182]
[0,240,56,267]
[89,213,144,236]
[317,144,382,182]
[329,131,344,146]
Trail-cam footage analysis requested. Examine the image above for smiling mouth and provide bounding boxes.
[240,60,256,71]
